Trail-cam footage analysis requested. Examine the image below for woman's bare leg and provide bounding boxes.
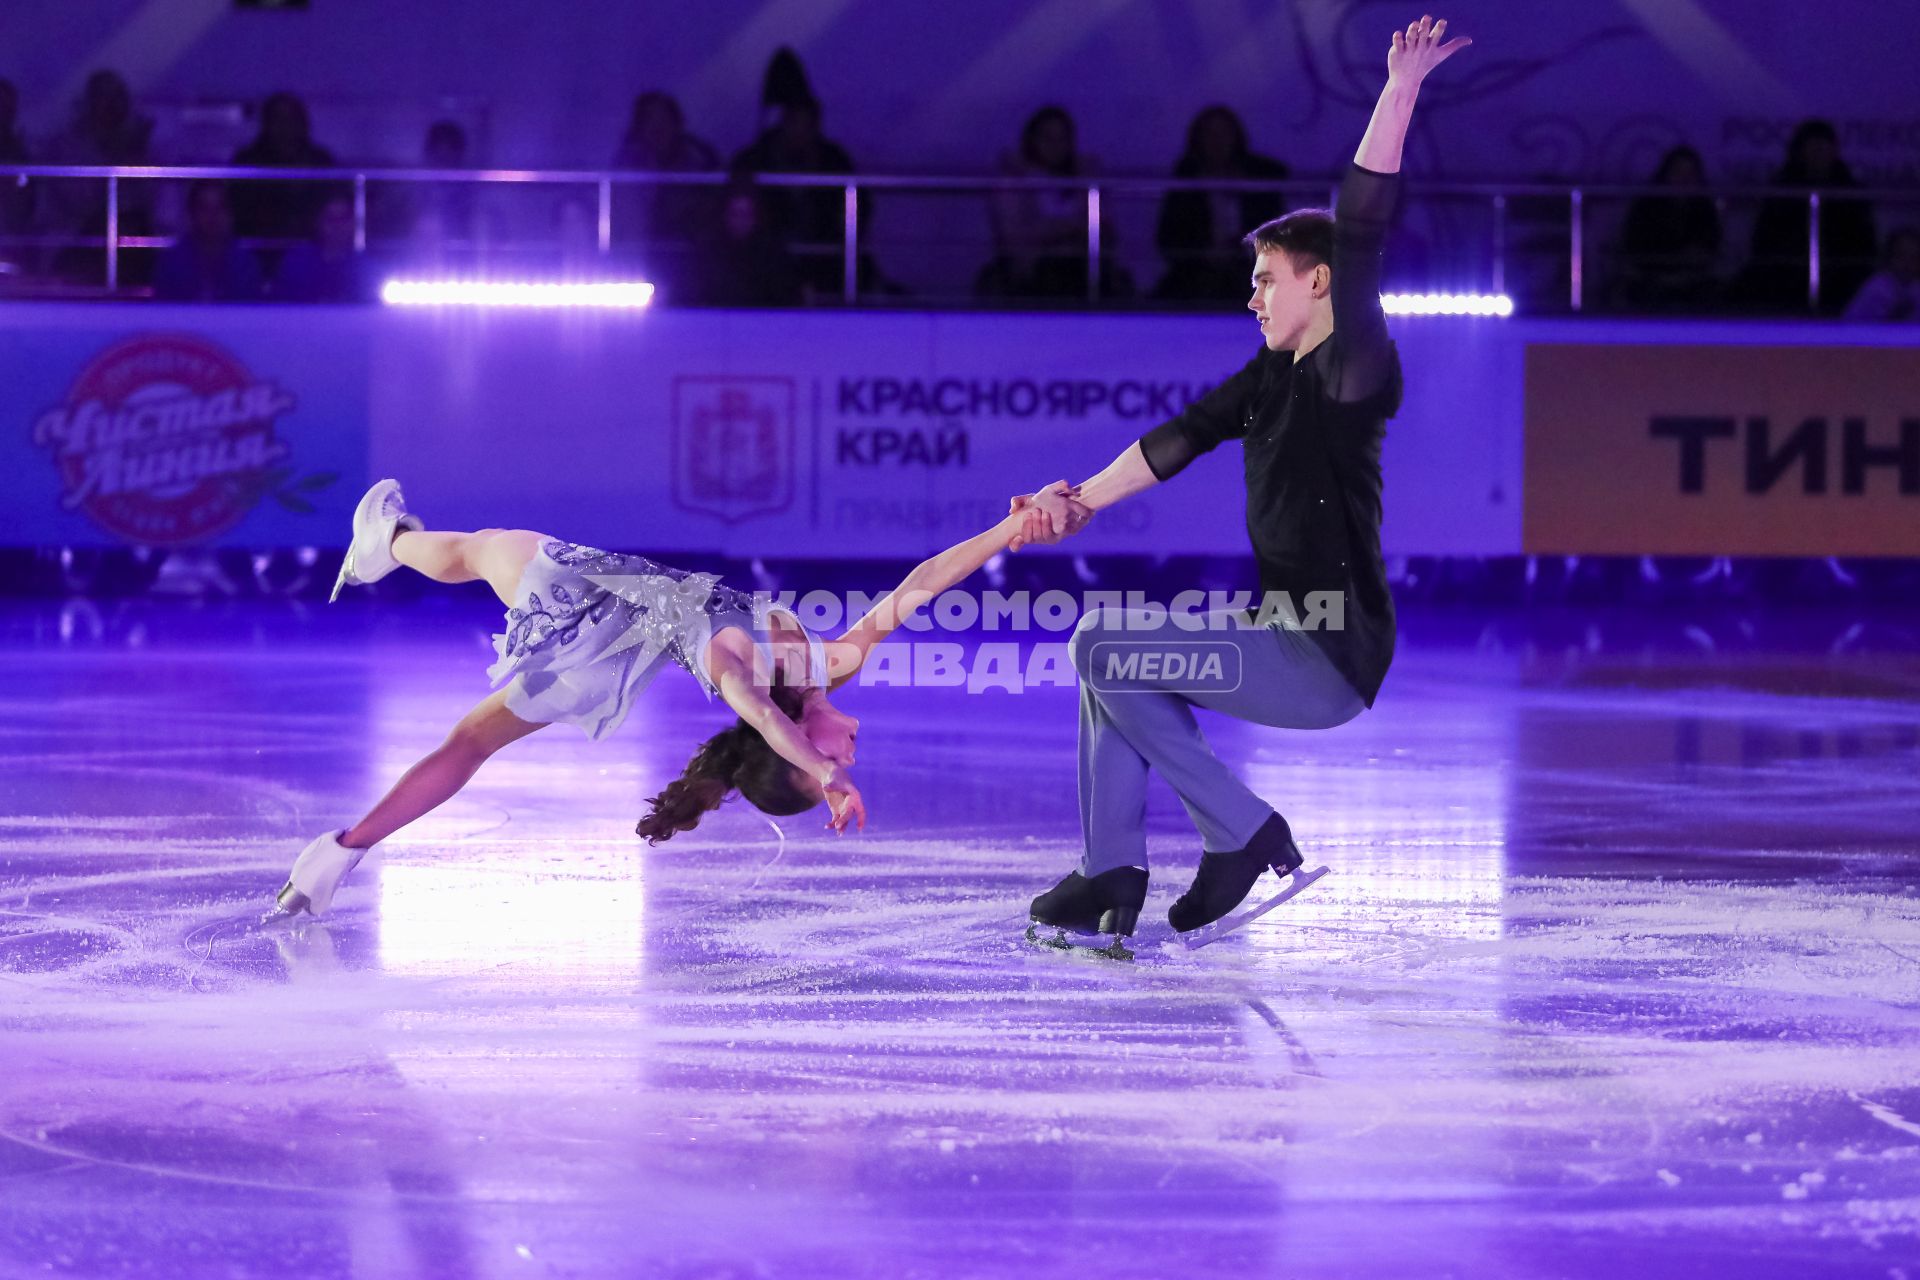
[391,528,547,607]
[341,687,546,848]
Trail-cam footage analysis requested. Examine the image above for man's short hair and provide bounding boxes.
[1244,208,1334,273]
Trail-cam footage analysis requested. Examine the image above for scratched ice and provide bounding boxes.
[2,597,1917,1278]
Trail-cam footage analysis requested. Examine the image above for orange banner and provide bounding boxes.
[1524,343,1920,556]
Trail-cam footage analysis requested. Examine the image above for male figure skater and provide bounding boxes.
[1018,16,1472,954]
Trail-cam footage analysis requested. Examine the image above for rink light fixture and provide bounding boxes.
[1380,292,1514,316]
[380,279,656,309]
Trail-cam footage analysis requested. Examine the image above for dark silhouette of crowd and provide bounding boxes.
[1608,123,1893,317]
[0,56,1909,319]
[1153,106,1290,301]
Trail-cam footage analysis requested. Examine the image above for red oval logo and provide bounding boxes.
[33,334,296,546]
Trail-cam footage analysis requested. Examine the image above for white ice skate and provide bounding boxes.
[1178,865,1330,950]
[269,830,369,919]
[329,478,423,602]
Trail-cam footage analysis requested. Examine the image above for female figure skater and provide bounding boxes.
[272,477,1081,917]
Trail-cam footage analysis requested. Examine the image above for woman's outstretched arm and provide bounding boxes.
[825,509,1027,690]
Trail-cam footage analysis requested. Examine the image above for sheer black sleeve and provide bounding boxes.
[1328,162,1402,405]
[1137,349,1268,481]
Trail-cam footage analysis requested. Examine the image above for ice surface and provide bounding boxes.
[1,599,1917,1278]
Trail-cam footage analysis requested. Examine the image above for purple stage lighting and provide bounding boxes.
[380,280,656,309]
[1380,292,1514,316]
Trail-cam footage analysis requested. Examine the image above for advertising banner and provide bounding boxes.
[1525,343,1920,557]
[0,309,369,548]
[369,308,1519,560]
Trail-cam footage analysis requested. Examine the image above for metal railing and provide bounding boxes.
[0,162,1906,311]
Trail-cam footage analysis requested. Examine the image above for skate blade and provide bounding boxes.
[265,881,313,924]
[1024,922,1135,963]
[1179,865,1330,950]
[328,558,351,604]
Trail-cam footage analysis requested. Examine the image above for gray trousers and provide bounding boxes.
[1068,606,1367,875]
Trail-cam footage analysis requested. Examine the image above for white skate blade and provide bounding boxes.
[328,557,351,604]
[1024,922,1136,963]
[1179,865,1330,950]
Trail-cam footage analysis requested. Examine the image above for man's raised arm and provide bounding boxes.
[1355,15,1470,176]
[1331,14,1470,405]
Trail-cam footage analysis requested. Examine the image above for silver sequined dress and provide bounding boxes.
[487,539,826,740]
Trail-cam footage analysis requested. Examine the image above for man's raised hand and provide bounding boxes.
[1387,15,1470,88]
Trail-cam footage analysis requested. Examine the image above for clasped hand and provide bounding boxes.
[1006,481,1093,552]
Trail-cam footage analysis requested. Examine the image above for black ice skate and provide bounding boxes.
[1026,866,1149,962]
[1170,814,1329,949]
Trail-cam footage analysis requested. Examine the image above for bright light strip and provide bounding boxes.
[1380,292,1514,316]
[380,279,655,308]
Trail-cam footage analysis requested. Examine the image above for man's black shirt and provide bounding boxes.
[1137,162,1403,706]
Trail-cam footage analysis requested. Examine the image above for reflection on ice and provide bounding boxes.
[375,853,647,981]
[1,599,1917,1276]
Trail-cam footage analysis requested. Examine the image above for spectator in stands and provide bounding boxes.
[1152,106,1289,302]
[230,91,338,248]
[1617,145,1722,309]
[153,180,263,301]
[552,194,604,275]
[417,119,478,241]
[978,106,1129,301]
[402,203,454,275]
[1735,119,1876,313]
[425,118,467,167]
[1843,227,1920,321]
[40,69,155,285]
[613,91,719,243]
[274,190,376,302]
[369,120,456,245]
[0,78,32,246]
[685,179,802,307]
[0,77,21,163]
[732,49,864,296]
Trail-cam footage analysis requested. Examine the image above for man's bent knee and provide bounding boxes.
[1069,608,1116,676]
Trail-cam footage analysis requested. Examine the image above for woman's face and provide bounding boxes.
[425,129,466,167]
[1196,113,1239,168]
[799,690,859,770]
[1797,134,1838,178]
[86,74,130,131]
[1029,115,1073,170]
[1664,154,1703,186]
[638,101,679,154]
[265,97,307,151]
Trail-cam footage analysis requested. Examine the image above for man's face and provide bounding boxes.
[1248,249,1326,351]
